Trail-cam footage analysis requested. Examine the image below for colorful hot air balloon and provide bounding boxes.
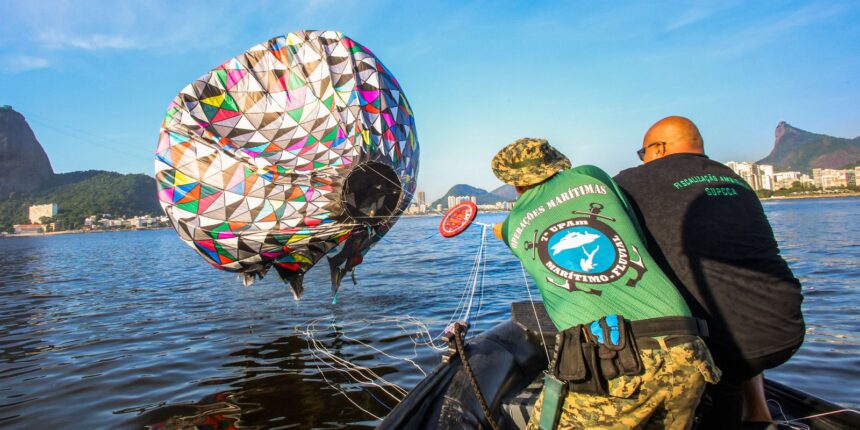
[155,30,419,299]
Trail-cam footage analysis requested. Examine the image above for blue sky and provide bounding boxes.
[1,1,859,200]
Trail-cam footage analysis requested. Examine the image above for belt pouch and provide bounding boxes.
[554,324,607,395]
[556,326,586,381]
[591,316,642,377]
[601,316,642,375]
[567,340,605,394]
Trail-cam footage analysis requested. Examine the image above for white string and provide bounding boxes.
[474,225,489,330]
[521,263,551,364]
[768,398,860,430]
[426,223,493,346]
[463,226,488,323]
[297,315,449,420]
[303,337,391,420]
[303,319,407,399]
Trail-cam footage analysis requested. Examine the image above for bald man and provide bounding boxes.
[614,117,805,429]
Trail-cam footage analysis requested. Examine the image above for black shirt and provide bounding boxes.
[614,154,804,374]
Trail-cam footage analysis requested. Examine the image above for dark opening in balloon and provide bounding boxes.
[342,162,403,225]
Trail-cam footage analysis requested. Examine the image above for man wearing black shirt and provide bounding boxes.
[614,116,804,429]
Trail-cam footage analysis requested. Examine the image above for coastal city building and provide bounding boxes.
[28,203,58,224]
[759,164,774,190]
[725,161,775,190]
[477,201,514,211]
[812,168,857,189]
[12,224,44,234]
[5,214,168,236]
[772,171,809,190]
[447,195,476,209]
[404,203,429,215]
[725,161,857,191]
[402,190,514,215]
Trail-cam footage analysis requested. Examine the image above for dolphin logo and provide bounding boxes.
[580,245,599,272]
[550,231,600,255]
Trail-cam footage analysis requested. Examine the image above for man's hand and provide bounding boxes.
[493,222,504,240]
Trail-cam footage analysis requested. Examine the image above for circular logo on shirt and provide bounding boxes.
[525,202,647,295]
[545,225,618,274]
[537,216,628,285]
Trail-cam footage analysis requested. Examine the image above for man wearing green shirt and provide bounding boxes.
[492,138,719,430]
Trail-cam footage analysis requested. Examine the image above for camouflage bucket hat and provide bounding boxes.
[491,138,571,187]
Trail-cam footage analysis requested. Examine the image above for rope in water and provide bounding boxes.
[300,196,502,423]
[769,398,860,430]
[299,316,443,419]
[296,212,498,424]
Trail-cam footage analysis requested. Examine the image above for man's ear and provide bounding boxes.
[655,142,667,158]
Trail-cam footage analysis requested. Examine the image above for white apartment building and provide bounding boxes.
[772,171,814,190]
[725,162,774,191]
[447,195,476,208]
[29,203,58,224]
[812,168,857,189]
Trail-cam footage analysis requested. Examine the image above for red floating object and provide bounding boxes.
[439,201,478,238]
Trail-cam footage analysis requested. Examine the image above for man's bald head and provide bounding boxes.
[640,116,704,163]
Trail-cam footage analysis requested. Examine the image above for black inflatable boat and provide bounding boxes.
[379,302,859,429]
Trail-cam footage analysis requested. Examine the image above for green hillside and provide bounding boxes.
[0,170,160,232]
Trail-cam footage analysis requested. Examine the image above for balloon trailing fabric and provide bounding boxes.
[155,30,419,299]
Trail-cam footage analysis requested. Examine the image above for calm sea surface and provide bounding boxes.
[0,197,857,428]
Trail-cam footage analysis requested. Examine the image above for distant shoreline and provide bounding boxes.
[3,196,854,238]
[0,226,169,239]
[760,192,860,201]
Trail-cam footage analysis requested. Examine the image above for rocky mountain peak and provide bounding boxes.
[774,121,789,143]
[0,106,55,195]
[759,121,860,171]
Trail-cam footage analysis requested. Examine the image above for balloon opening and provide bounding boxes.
[342,162,403,225]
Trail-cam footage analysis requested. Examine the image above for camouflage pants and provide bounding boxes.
[527,337,720,430]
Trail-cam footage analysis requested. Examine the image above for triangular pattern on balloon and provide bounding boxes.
[155,30,418,290]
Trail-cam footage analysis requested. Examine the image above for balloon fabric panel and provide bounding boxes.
[155,30,419,298]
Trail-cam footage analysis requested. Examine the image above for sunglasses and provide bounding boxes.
[637,141,666,161]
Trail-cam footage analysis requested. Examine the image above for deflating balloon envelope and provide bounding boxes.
[154,30,419,299]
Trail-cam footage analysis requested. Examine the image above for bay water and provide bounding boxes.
[0,197,857,428]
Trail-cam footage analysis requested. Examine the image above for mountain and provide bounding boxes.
[0,171,160,231]
[490,184,517,201]
[757,122,860,172]
[430,184,515,208]
[0,106,54,195]
[0,106,161,232]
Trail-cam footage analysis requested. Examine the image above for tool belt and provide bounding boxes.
[539,315,707,430]
[549,315,708,395]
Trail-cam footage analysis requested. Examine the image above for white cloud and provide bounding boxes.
[1,1,269,54]
[37,32,143,50]
[708,3,848,57]
[665,8,717,32]
[1,55,51,73]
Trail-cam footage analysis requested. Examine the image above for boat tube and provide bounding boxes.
[379,302,859,430]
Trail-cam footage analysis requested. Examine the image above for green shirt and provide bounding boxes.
[502,165,691,330]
